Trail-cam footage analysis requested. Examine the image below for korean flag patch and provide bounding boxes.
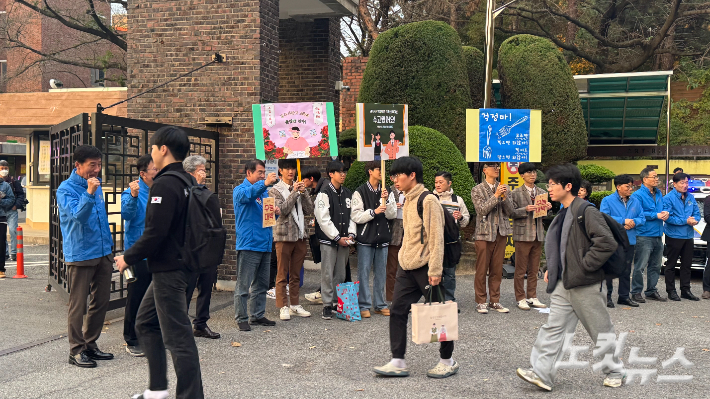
[151,197,162,204]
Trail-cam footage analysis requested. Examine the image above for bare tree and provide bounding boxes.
[1,0,127,87]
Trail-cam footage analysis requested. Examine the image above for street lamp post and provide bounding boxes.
[483,0,522,108]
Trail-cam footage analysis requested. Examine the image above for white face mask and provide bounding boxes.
[0,170,8,177]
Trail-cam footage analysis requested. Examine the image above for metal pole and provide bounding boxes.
[483,0,495,108]
[665,75,671,193]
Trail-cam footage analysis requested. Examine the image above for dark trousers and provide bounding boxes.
[664,237,693,293]
[385,245,400,301]
[390,264,454,360]
[606,244,635,300]
[269,242,278,289]
[123,260,152,346]
[0,223,6,272]
[67,255,113,356]
[186,268,217,329]
[136,269,203,399]
[704,247,710,292]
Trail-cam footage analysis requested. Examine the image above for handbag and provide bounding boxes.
[336,281,361,321]
[411,285,459,344]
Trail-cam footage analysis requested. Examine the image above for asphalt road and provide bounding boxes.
[0,246,708,399]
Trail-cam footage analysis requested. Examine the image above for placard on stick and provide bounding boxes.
[356,103,409,161]
[533,193,549,219]
[263,197,276,228]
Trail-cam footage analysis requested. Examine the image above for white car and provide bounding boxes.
[662,189,708,272]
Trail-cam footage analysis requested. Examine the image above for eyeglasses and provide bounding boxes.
[545,183,561,190]
[392,173,409,180]
[644,176,659,180]
[484,164,500,169]
[333,171,346,175]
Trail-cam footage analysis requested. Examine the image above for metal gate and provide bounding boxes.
[48,112,219,310]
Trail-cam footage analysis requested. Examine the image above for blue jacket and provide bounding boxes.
[631,185,665,237]
[57,169,113,262]
[121,178,150,251]
[663,189,701,239]
[233,179,273,252]
[0,181,15,218]
[600,192,645,245]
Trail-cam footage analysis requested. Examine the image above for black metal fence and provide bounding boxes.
[48,112,219,310]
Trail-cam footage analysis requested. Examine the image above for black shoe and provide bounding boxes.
[125,345,145,357]
[606,299,615,308]
[238,321,251,331]
[617,298,639,307]
[10,254,16,261]
[322,306,333,320]
[250,317,276,326]
[69,352,97,368]
[631,293,646,303]
[194,326,221,339]
[646,292,667,302]
[681,291,700,301]
[84,348,114,360]
[668,291,681,301]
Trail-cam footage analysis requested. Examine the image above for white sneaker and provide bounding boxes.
[266,288,276,300]
[528,298,547,308]
[289,305,311,317]
[305,291,323,304]
[517,299,531,310]
[280,306,291,320]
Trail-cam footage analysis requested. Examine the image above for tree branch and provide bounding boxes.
[87,0,125,47]
[359,0,380,41]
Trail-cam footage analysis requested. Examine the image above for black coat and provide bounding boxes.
[701,197,710,242]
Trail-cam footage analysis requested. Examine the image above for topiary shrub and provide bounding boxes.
[462,46,485,109]
[589,190,614,208]
[338,128,357,158]
[579,164,615,184]
[497,35,588,169]
[358,21,471,149]
[344,125,476,212]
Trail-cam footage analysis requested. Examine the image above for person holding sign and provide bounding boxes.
[471,162,515,314]
[511,163,550,311]
[269,159,315,321]
[433,171,470,302]
[351,161,397,318]
[232,160,280,332]
[314,161,356,320]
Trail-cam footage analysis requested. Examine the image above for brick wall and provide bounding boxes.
[127,0,281,280]
[340,56,367,130]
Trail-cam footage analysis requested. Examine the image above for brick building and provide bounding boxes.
[127,0,357,284]
[340,56,368,131]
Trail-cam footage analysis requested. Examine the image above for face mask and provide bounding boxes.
[0,170,8,177]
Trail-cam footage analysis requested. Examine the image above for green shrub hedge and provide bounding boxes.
[344,125,476,212]
[579,164,615,184]
[462,46,485,109]
[497,35,588,169]
[358,21,471,149]
[589,191,614,208]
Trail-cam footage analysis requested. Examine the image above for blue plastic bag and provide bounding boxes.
[336,281,361,321]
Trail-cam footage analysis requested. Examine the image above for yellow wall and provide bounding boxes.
[578,159,710,176]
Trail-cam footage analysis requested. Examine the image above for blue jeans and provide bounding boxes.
[442,262,457,302]
[6,209,17,256]
[357,244,388,311]
[632,236,662,296]
[233,250,271,323]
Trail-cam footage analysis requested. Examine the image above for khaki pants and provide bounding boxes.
[67,255,114,356]
[275,239,308,308]
[474,234,507,304]
[513,240,543,301]
[385,245,401,302]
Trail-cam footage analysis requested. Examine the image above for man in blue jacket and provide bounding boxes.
[0,163,15,279]
[600,174,644,308]
[662,173,701,301]
[233,160,280,331]
[629,168,668,303]
[57,145,114,368]
[121,154,158,357]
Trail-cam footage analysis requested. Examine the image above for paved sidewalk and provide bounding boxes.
[0,259,708,399]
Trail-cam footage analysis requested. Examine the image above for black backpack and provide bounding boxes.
[417,191,462,265]
[575,201,629,277]
[164,172,227,273]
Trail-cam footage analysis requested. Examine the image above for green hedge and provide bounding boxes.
[344,125,476,212]
[338,128,357,158]
[589,191,614,208]
[497,35,588,169]
[462,46,485,109]
[358,21,471,150]
[579,164,615,184]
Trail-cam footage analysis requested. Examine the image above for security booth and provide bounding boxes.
[47,111,219,310]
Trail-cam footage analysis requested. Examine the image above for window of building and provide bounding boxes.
[90,68,105,87]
